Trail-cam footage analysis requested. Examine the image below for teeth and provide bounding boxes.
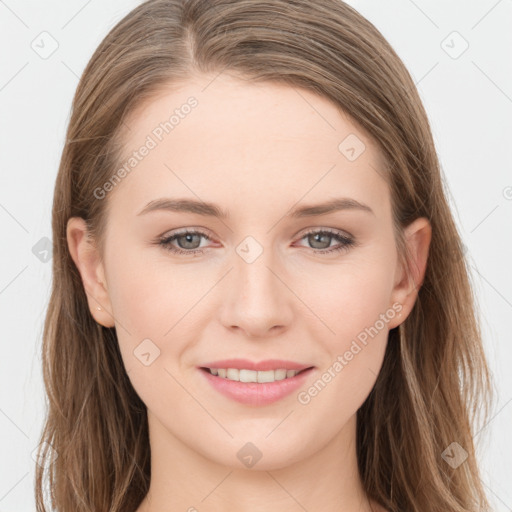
[227,368,239,380]
[274,369,287,381]
[208,368,301,382]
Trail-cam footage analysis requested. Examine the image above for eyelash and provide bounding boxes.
[157,228,356,257]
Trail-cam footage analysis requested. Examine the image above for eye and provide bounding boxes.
[156,227,356,257]
[295,228,356,255]
[158,229,212,256]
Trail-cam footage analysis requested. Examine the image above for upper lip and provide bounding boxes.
[199,359,314,372]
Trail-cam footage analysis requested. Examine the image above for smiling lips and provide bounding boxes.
[198,358,315,406]
[200,358,313,382]
[208,367,304,382]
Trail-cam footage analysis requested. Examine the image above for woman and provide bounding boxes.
[35,1,493,511]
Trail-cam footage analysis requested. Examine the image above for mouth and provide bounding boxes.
[199,366,314,383]
[197,362,316,406]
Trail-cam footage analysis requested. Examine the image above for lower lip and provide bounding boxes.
[198,367,315,406]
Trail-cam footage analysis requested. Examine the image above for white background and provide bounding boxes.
[0,1,511,510]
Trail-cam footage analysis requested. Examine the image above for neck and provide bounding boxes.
[137,412,380,512]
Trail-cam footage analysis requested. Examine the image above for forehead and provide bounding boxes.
[110,73,388,216]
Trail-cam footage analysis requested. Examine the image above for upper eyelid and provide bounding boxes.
[160,227,212,239]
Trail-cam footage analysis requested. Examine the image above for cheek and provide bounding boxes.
[299,253,396,339]
[104,244,215,392]
[299,253,395,397]
[105,241,208,337]
[106,258,196,414]
[295,264,394,432]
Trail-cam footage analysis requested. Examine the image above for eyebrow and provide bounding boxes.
[137,197,375,218]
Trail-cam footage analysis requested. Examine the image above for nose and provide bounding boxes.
[219,241,294,339]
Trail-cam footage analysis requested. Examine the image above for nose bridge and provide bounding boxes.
[235,234,284,303]
[220,234,293,335]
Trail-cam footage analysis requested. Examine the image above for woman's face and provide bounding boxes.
[69,73,430,470]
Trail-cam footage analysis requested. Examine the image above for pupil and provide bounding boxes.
[310,233,330,249]
[180,234,199,249]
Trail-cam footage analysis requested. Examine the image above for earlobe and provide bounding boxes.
[66,217,115,328]
[388,217,432,329]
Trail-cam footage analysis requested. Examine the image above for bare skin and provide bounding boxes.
[67,72,430,512]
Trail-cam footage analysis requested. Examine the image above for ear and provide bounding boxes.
[388,217,432,329]
[66,217,115,328]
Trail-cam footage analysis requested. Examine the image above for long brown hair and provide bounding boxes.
[35,1,493,510]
